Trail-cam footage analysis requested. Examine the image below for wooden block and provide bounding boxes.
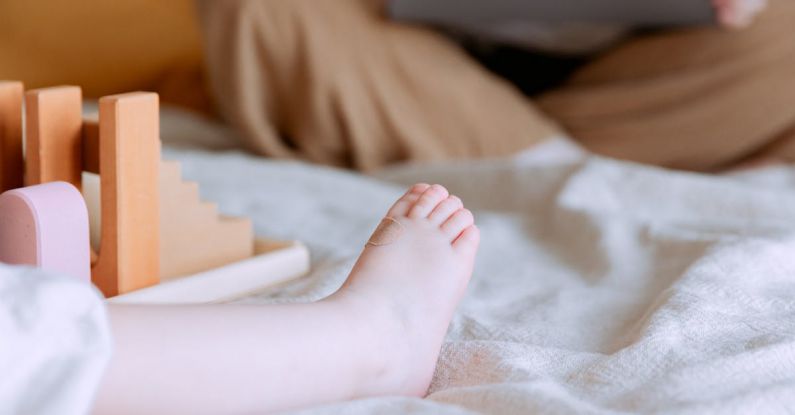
[0,182,91,282]
[159,160,254,279]
[0,82,24,192]
[109,240,309,304]
[25,86,83,190]
[92,93,160,297]
[83,158,255,282]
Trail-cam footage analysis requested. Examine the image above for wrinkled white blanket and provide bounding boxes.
[4,116,795,413]
[0,266,110,415]
[168,137,795,414]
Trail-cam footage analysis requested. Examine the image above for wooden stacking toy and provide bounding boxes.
[0,81,309,303]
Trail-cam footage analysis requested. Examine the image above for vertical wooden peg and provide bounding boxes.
[25,86,83,190]
[92,93,160,297]
[0,82,24,192]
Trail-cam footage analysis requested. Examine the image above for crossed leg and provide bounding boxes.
[538,0,795,172]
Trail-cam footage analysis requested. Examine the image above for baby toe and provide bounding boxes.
[440,208,474,243]
[387,183,430,218]
[408,184,449,219]
[428,195,463,225]
[452,225,480,257]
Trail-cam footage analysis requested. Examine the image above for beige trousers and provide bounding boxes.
[199,0,557,172]
[200,0,795,172]
[539,0,795,171]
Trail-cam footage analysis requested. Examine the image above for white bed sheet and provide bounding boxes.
[163,133,795,414]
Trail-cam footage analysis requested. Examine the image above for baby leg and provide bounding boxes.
[93,184,479,414]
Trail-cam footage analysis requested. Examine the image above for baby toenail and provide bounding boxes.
[367,217,404,246]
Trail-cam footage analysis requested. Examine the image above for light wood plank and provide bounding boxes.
[92,92,160,296]
[24,86,83,189]
[109,240,309,304]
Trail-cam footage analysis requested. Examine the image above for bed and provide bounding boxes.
[5,106,795,414]
[168,108,795,414]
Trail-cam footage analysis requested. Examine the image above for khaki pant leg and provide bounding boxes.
[538,0,795,171]
[198,0,559,171]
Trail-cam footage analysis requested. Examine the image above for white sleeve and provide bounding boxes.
[0,265,112,415]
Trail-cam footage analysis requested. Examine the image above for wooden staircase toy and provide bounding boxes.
[158,160,255,279]
[0,81,309,303]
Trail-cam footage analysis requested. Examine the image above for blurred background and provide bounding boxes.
[2,0,792,172]
[0,0,208,111]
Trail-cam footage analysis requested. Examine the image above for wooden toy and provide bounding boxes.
[0,81,309,302]
[0,182,91,282]
[0,82,23,192]
[25,87,84,189]
[157,160,255,278]
[24,88,160,295]
[109,240,309,304]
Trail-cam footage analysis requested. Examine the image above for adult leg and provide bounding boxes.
[538,0,795,171]
[733,124,795,167]
[197,0,558,172]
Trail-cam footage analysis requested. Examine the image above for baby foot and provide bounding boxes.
[713,0,767,28]
[332,183,480,396]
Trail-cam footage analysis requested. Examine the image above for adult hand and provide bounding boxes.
[714,0,768,28]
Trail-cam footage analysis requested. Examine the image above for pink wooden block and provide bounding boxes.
[0,182,91,282]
